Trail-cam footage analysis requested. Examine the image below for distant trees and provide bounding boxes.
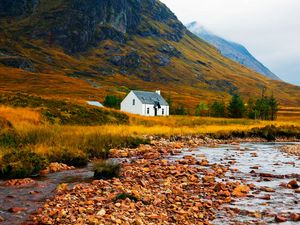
[195,103,209,116]
[227,93,246,118]
[250,94,279,120]
[172,105,188,115]
[103,95,122,109]
[210,101,225,118]
[194,92,279,121]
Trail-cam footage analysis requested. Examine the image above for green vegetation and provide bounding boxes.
[209,101,226,118]
[195,103,209,117]
[103,95,122,109]
[0,148,48,179]
[94,160,120,180]
[196,93,279,121]
[210,125,300,141]
[115,193,138,202]
[228,94,246,118]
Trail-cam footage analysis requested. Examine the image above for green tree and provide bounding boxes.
[246,98,256,119]
[269,94,279,121]
[103,95,122,109]
[172,105,188,115]
[228,93,246,118]
[195,103,209,116]
[210,101,225,118]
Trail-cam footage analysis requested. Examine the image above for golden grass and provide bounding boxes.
[0,106,42,127]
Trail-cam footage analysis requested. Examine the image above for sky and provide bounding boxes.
[160,0,300,86]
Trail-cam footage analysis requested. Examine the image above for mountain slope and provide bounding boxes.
[0,0,299,110]
[186,21,280,81]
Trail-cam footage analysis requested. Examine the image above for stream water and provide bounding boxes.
[0,143,299,225]
[169,142,300,224]
[0,164,94,225]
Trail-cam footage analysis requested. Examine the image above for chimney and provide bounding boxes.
[155,90,161,95]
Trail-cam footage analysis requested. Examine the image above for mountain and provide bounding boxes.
[0,0,299,109]
[186,21,280,80]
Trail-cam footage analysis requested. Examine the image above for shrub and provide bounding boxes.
[115,193,138,202]
[0,148,48,179]
[47,147,88,167]
[94,160,120,180]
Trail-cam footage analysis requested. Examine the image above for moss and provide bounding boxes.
[93,160,120,180]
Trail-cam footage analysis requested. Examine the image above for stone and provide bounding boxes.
[232,185,250,197]
[155,54,171,66]
[275,215,287,223]
[288,180,299,189]
[96,209,106,216]
[290,213,300,221]
[8,207,26,213]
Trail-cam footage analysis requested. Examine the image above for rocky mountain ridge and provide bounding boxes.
[187,21,280,80]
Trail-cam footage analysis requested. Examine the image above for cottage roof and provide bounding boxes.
[132,90,169,106]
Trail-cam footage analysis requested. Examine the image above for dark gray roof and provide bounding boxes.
[132,90,169,106]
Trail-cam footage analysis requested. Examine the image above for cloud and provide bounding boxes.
[160,0,300,85]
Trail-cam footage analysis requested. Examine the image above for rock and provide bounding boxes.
[8,207,26,213]
[5,178,35,186]
[232,185,250,197]
[260,187,275,193]
[0,56,35,72]
[288,180,299,189]
[109,52,141,70]
[155,54,171,66]
[96,209,106,216]
[158,44,181,57]
[0,216,4,222]
[275,215,287,223]
[259,194,271,200]
[290,213,300,221]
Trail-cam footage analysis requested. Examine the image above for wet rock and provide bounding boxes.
[259,194,271,200]
[8,207,26,213]
[251,152,258,157]
[260,186,275,193]
[275,215,287,223]
[290,213,300,221]
[232,185,250,197]
[288,180,299,189]
[5,178,35,186]
[0,216,4,222]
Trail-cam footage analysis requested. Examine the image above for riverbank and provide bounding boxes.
[25,139,300,225]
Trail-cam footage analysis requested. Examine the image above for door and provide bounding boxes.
[154,107,158,116]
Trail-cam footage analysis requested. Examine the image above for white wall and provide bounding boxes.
[121,91,169,116]
[121,92,143,115]
[143,104,169,116]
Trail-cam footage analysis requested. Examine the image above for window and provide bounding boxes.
[133,99,135,106]
[162,108,165,115]
[147,108,150,115]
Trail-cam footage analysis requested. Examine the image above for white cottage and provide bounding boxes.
[121,90,169,116]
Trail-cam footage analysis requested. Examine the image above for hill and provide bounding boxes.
[186,21,280,81]
[0,0,299,112]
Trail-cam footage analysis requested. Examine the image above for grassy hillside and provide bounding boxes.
[0,0,299,112]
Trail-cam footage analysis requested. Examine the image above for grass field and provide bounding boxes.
[0,104,299,178]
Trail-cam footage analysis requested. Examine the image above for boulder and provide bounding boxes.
[155,54,170,66]
[158,44,181,57]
